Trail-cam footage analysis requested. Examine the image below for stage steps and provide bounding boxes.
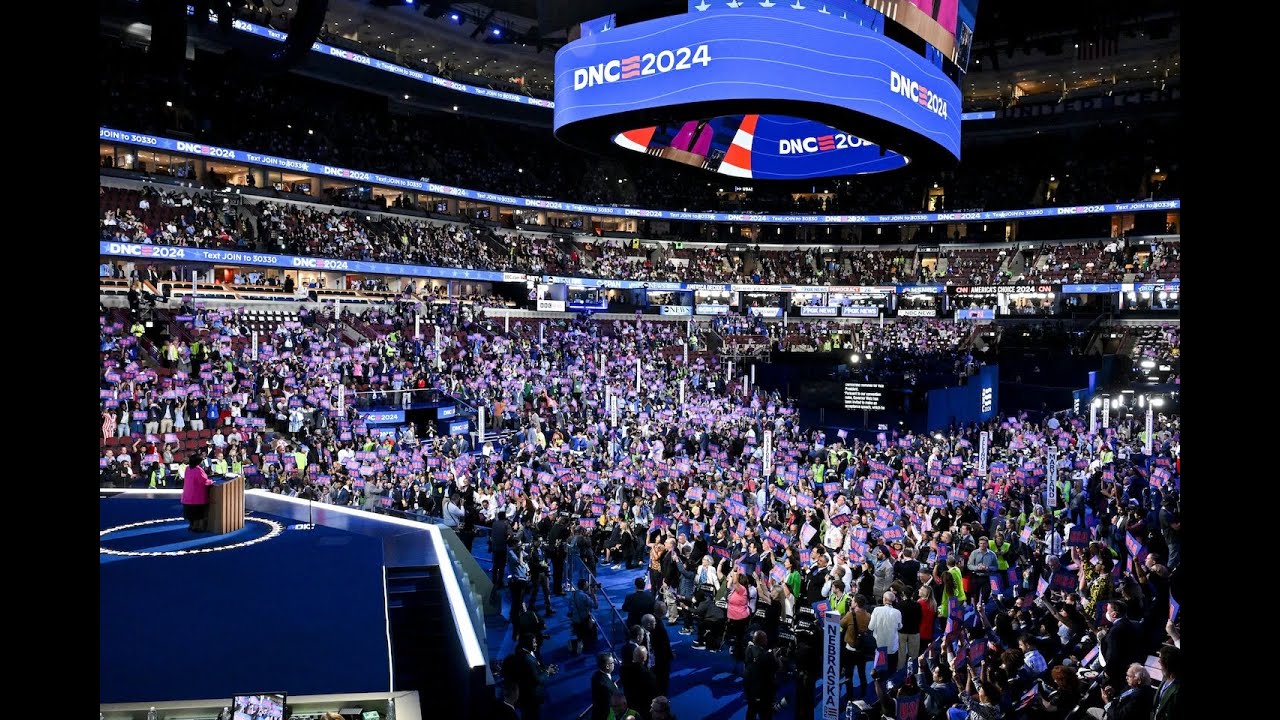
[385,564,450,691]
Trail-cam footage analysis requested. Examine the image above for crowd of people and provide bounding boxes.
[102,182,1180,295]
[100,39,1179,217]
[101,289,1183,720]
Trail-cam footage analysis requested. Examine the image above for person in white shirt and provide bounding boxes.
[823,521,844,553]
[823,554,854,598]
[442,493,466,529]
[868,591,903,674]
[336,445,355,465]
[695,556,720,592]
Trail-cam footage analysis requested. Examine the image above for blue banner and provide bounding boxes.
[437,405,457,419]
[747,306,784,318]
[1062,282,1124,294]
[448,419,470,436]
[100,127,1180,225]
[98,240,513,283]
[579,14,616,37]
[954,308,996,320]
[841,306,880,318]
[1135,280,1180,292]
[358,409,405,424]
[800,307,839,317]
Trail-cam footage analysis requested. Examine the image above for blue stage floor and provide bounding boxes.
[100,495,393,704]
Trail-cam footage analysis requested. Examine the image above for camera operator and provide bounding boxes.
[506,544,531,639]
[690,581,728,651]
[528,537,555,616]
[791,607,821,720]
[675,551,700,635]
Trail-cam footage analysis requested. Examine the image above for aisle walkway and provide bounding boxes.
[470,539,893,720]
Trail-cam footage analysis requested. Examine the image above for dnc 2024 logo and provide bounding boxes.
[572,45,711,90]
[778,133,877,155]
[889,71,949,119]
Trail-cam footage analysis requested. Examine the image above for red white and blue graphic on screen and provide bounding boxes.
[614,114,907,179]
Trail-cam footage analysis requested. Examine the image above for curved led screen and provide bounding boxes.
[555,6,964,176]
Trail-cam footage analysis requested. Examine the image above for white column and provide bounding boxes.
[478,406,486,444]
[822,611,842,720]
[679,379,686,410]
[1090,398,1099,434]
[337,386,345,415]
[251,330,259,361]
[764,430,773,473]
[635,358,641,394]
[1144,406,1154,456]
[504,312,510,334]
[751,363,756,385]
[1102,398,1111,429]
[977,431,990,476]
[415,314,421,339]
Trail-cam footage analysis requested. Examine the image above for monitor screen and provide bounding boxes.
[233,693,286,720]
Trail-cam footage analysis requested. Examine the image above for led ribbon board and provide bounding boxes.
[553,8,962,178]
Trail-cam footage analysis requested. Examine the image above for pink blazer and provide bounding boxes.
[727,584,751,621]
[182,466,213,505]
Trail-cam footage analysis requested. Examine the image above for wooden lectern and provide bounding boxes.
[208,476,245,534]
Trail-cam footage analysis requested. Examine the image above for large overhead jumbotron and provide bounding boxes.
[553,1,979,179]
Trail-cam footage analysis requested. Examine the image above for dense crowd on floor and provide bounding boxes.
[99,297,1183,719]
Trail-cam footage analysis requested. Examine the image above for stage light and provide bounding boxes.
[1150,398,1165,408]
[451,13,459,21]
[492,27,501,37]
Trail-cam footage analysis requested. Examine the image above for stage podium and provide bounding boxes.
[208,476,245,534]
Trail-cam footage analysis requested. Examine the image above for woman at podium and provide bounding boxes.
[182,451,214,532]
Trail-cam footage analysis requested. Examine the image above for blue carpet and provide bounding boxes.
[471,541,895,720]
[100,497,392,704]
